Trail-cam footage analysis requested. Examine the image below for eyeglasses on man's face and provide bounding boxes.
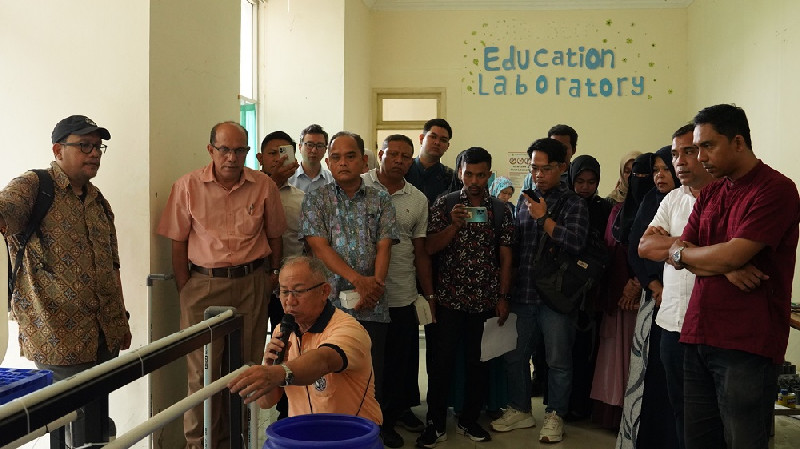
[211,144,250,156]
[278,281,325,300]
[530,163,558,174]
[61,142,107,154]
[302,141,327,151]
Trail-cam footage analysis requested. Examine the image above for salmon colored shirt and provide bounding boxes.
[284,303,382,425]
[157,163,287,267]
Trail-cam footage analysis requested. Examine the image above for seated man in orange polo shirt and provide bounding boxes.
[228,256,382,425]
[157,121,287,449]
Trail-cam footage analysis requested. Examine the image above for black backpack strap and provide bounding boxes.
[8,169,55,302]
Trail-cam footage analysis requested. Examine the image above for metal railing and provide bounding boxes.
[0,309,246,449]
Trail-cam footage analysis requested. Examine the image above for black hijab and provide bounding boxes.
[612,152,655,243]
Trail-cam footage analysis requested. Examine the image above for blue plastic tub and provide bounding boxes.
[263,413,381,449]
[0,368,53,405]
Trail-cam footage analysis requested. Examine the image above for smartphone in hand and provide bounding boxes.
[278,145,296,166]
[522,189,540,202]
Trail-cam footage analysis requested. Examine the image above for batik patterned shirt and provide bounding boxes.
[428,189,514,313]
[298,180,398,322]
[0,162,129,365]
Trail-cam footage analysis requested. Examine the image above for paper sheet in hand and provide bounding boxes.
[480,313,517,361]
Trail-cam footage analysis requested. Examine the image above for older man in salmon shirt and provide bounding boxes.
[158,121,287,449]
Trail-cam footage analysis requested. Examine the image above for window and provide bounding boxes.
[240,0,259,170]
[374,89,446,157]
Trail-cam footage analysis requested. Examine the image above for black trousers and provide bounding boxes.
[382,304,422,426]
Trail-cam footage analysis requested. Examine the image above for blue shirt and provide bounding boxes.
[514,183,589,304]
[298,180,399,322]
[288,163,334,193]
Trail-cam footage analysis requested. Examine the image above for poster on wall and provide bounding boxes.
[507,152,530,191]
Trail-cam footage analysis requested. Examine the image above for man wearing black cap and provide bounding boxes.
[0,115,131,446]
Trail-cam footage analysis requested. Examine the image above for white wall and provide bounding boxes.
[261,0,347,143]
[370,8,689,195]
[1,0,242,447]
[0,0,151,444]
[688,0,800,364]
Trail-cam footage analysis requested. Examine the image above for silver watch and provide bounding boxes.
[279,363,294,387]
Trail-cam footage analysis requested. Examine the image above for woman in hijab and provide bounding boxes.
[607,151,640,203]
[489,176,515,217]
[567,155,614,419]
[617,146,680,449]
[590,151,649,430]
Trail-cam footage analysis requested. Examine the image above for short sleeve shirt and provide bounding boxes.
[680,162,800,363]
[157,163,287,267]
[0,162,129,365]
[405,158,455,205]
[284,303,382,425]
[288,164,333,193]
[362,169,429,307]
[298,181,399,322]
[278,183,306,259]
[428,189,514,313]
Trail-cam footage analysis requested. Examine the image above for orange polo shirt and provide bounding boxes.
[284,304,382,425]
[157,162,287,267]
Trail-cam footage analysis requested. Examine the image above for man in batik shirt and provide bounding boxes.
[299,130,398,413]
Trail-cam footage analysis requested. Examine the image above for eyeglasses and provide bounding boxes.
[61,142,107,154]
[211,144,250,156]
[279,282,325,299]
[530,163,558,174]
[302,142,327,151]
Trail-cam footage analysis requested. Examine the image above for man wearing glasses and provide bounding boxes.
[288,123,334,193]
[228,256,382,425]
[0,115,131,446]
[157,121,287,449]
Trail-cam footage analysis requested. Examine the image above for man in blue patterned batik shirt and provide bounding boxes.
[299,130,398,418]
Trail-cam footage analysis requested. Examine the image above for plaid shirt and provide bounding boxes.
[513,183,589,304]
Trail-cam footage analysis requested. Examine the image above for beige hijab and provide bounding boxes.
[606,150,642,203]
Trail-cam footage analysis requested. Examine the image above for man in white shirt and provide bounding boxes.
[637,123,716,449]
[288,124,334,192]
[362,134,434,448]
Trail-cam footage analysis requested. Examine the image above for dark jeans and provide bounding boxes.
[382,304,422,426]
[683,344,777,449]
[36,331,118,447]
[660,329,685,449]
[425,306,492,429]
[359,320,389,406]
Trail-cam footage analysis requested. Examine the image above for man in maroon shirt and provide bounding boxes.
[666,104,799,449]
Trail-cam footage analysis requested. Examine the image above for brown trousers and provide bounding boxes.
[179,268,270,449]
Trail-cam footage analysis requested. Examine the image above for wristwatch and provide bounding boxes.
[672,245,686,266]
[279,363,294,387]
[536,214,548,226]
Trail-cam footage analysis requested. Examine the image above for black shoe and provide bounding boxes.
[416,425,447,448]
[381,426,404,448]
[457,421,491,442]
[398,409,426,433]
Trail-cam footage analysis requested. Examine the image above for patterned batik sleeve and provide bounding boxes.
[298,187,329,240]
[427,195,449,235]
[377,190,399,242]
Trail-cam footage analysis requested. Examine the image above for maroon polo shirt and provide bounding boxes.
[680,161,800,363]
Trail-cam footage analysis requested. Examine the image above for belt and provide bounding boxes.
[191,258,265,279]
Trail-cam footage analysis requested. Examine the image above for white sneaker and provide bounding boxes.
[539,411,564,443]
[490,407,536,432]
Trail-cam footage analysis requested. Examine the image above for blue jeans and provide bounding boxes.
[503,302,575,416]
[660,329,685,449]
[683,344,777,449]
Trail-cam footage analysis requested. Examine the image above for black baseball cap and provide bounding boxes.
[51,115,111,144]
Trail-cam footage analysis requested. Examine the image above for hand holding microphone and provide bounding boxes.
[271,314,297,365]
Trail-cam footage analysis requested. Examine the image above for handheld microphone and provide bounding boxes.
[274,314,297,364]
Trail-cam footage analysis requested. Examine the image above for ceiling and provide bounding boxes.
[364,0,694,11]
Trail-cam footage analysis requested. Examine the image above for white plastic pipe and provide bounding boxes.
[103,366,249,449]
[0,411,78,449]
[0,309,235,425]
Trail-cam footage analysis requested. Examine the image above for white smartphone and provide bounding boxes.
[278,144,296,166]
